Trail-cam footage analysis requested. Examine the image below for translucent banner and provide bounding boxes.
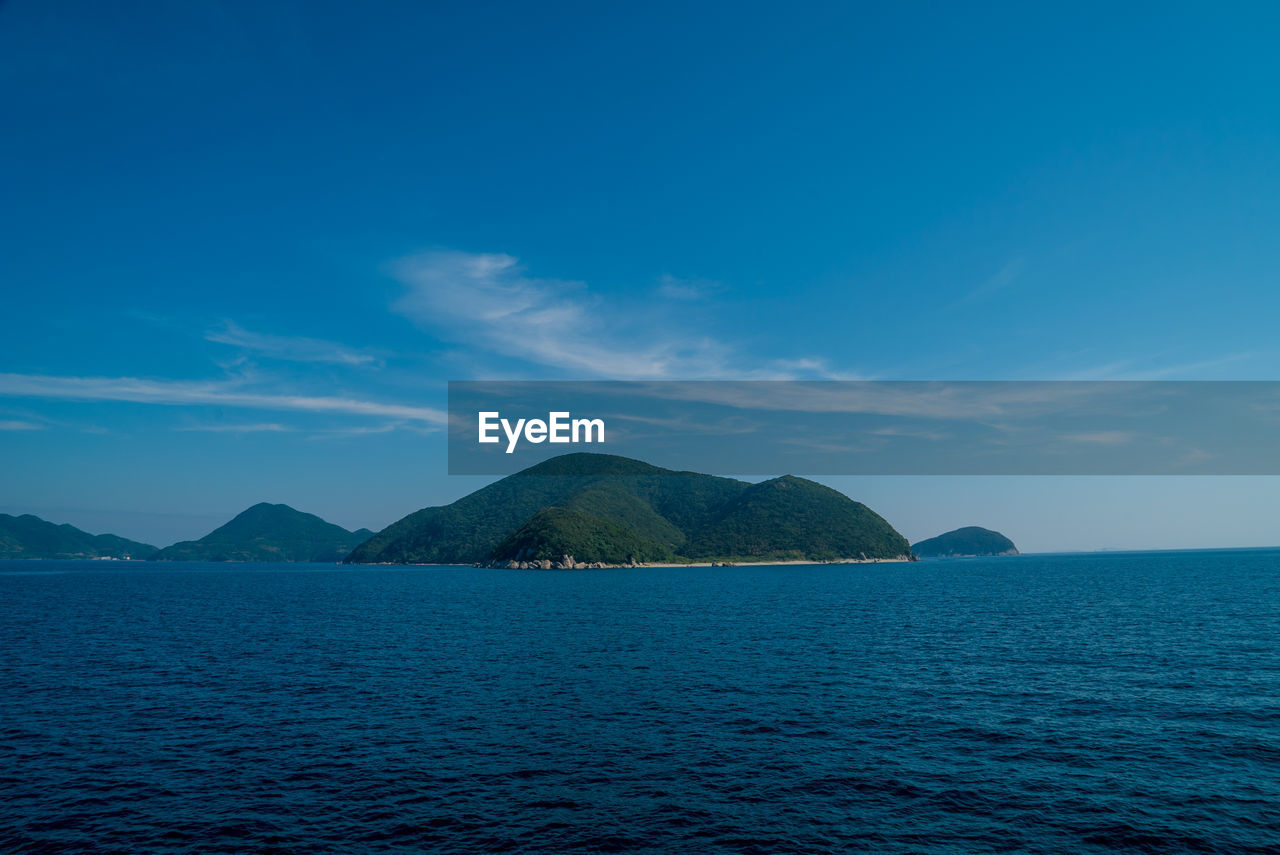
[448,381,1280,475]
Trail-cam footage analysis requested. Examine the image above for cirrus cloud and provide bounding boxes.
[390,250,862,380]
[0,373,447,424]
[206,320,382,367]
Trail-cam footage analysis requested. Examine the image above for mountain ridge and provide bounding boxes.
[346,453,914,566]
[151,502,371,562]
[0,513,157,560]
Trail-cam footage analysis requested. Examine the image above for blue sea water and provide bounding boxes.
[2,550,1278,853]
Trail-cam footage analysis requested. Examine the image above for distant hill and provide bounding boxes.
[0,513,156,560]
[912,526,1019,557]
[151,503,372,562]
[346,453,914,566]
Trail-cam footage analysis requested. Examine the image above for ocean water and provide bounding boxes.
[2,550,1278,853]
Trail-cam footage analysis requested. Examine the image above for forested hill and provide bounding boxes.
[912,526,1019,557]
[346,453,914,566]
[0,514,157,560]
[151,503,372,562]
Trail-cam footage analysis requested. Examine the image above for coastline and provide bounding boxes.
[471,555,917,570]
[620,557,913,568]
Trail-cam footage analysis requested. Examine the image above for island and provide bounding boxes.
[345,452,915,566]
[911,526,1019,557]
[150,503,372,563]
[0,513,157,560]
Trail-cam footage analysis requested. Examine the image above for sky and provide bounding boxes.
[3,0,1280,550]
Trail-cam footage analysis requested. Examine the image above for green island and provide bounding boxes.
[0,513,157,560]
[2,455,921,567]
[150,503,373,563]
[911,526,1019,558]
[345,453,915,567]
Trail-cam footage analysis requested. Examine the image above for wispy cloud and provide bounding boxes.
[305,421,435,439]
[606,379,1140,420]
[0,373,447,424]
[391,250,716,378]
[0,419,44,431]
[656,274,725,301]
[867,426,952,441]
[776,435,879,455]
[959,258,1025,304]
[606,412,761,436]
[768,358,869,381]
[1059,352,1255,381]
[206,321,382,367]
[1060,431,1134,445]
[175,423,295,433]
[390,250,854,380]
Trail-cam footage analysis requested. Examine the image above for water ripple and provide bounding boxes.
[2,551,1279,852]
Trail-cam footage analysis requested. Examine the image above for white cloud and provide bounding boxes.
[656,274,724,301]
[175,423,294,433]
[207,321,382,367]
[960,258,1025,304]
[0,373,447,424]
[0,419,43,431]
[604,379,1139,420]
[1060,352,1254,381]
[390,249,860,380]
[1060,431,1134,445]
[605,412,761,436]
[768,357,869,381]
[305,421,433,439]
[867,426,953,441]
[392,250,699,377]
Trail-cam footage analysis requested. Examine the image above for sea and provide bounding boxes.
[2,549,1278,853]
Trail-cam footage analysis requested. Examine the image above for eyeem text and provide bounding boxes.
[478,411,605,453]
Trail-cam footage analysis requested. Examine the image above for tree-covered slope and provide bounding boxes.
[0,513,157,560]
[686,476,914,562]
[151,503,368,562]
[911,526,1019,557]
[490,507,676,565]
[344,453,746,564]
[345,453,914,566]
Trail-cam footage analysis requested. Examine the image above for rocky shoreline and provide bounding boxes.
[480,554,612,570]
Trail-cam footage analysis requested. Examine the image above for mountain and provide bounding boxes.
[151,503,372,562]
[345,453,914,566]
[686,476,914,562]
[912,526,1019,557]
[0,513,157,560]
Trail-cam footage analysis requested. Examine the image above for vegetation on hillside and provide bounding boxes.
[151,503,370,562]
[345,454,746,564]
[0,513,157,560]
[912,526,1018,557]
[687,476,914,562]
[490,507,677,564]
[346,453,915,566]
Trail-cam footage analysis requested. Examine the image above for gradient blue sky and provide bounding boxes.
[3,1,1280,550]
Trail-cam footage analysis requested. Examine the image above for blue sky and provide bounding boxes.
[3,1,1280,550]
